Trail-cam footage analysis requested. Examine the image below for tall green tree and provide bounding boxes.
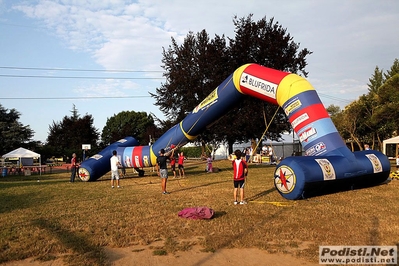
[0,104,34,155]
[101,111,155,146]
[326,104,348,144]
[326,104,341,117]
[367,66,384,94]
[373,73,399,140]
[356,59,399,149]
[46,105,99,159]
[337,100,365,150]
[333,58,399,151]
[153,30,230,123]
[384,58,399,80]
[152,14,311,153]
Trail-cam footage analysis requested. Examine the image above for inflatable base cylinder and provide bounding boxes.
[274,150,391,200]
[78,137,140,182]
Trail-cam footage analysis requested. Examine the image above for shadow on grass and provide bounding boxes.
[213,211,227,218]
[171,179,230,193]
[0,192,39,214]
[0,178,73,215]
[301,175,390,200]
[31,218,108,265]
[0,178,69,191]
[246,187,276,202]
[368,216,380,246]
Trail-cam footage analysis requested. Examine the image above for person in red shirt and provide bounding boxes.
[70,153,79,182]
[178,152,186,178]
[232,149,248,205]
[170,150,177,178]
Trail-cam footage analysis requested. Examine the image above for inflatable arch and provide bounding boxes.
[79,63,390,200]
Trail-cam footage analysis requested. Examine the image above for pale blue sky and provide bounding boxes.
[0,0,398,143]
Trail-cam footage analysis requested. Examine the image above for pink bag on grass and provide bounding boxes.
[178,207,214,220]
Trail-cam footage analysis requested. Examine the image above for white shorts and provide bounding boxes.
[160,169,168,178]
[111,170,120,180]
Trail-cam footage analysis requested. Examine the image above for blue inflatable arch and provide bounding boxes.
[79,64,390,200]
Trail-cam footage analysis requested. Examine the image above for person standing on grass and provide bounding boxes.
[178,151,186,178]
[232,149,248,205]
[170,149,177,178]
[396,154,399,172]
[70,153,79,182]
[245,147,251,163]
[110,150,122,188]
[157,148,170,194]
[206,153,213,173]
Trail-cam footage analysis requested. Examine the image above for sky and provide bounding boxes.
[0,0,398,143]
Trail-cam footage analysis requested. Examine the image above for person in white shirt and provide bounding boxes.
[110,150,122,188]
[261,145,268,156]
[268,146,275,164]
[396,154,399,172]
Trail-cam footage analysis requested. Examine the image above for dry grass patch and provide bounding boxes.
[0,159,398,265]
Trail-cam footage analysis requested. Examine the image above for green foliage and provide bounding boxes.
[152,249,167,256]
[384,58,399,80]
[368,66,384,93]
[101,110,155,145]
[326,104,341,117]
[0,104,34,155]
[179,145,212,158]
[373,74,399,136]
[46,105,99,159]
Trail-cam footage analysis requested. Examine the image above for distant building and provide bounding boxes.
[214,133,303,160]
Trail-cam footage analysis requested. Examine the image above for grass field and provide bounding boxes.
[0,159,398,265]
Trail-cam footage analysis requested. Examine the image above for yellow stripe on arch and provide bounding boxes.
[276,74,315,107]
[150,147,157,166]
[232,63,252,93]
[180,122,197,141]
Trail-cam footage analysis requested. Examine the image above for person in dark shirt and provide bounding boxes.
[156,148,170,194]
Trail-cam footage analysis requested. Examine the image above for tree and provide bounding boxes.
[0,104,34,155]
[101,111,155,146]
[353,59,399,149]
[46,105,99,159]
[338,101,364,150]
[333,59,399,151]
[373,73,399,139]
[153,30,230,123]
[326,104,341,117]
[151,29,232,153]
[367,66,385,94]
[152,14,311,153]
[327,105,353,149]
[384,58,399,80]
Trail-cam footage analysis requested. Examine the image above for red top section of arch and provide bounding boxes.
[238,64,289,105]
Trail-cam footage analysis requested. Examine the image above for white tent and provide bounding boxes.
[382,136,399,158]
[2,147,42,175]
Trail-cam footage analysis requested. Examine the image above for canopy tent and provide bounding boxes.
[382,136,399,158]
[2,147,42,175]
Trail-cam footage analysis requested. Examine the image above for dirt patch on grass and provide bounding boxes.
[104,245,320,266]
[2,246,319,266]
